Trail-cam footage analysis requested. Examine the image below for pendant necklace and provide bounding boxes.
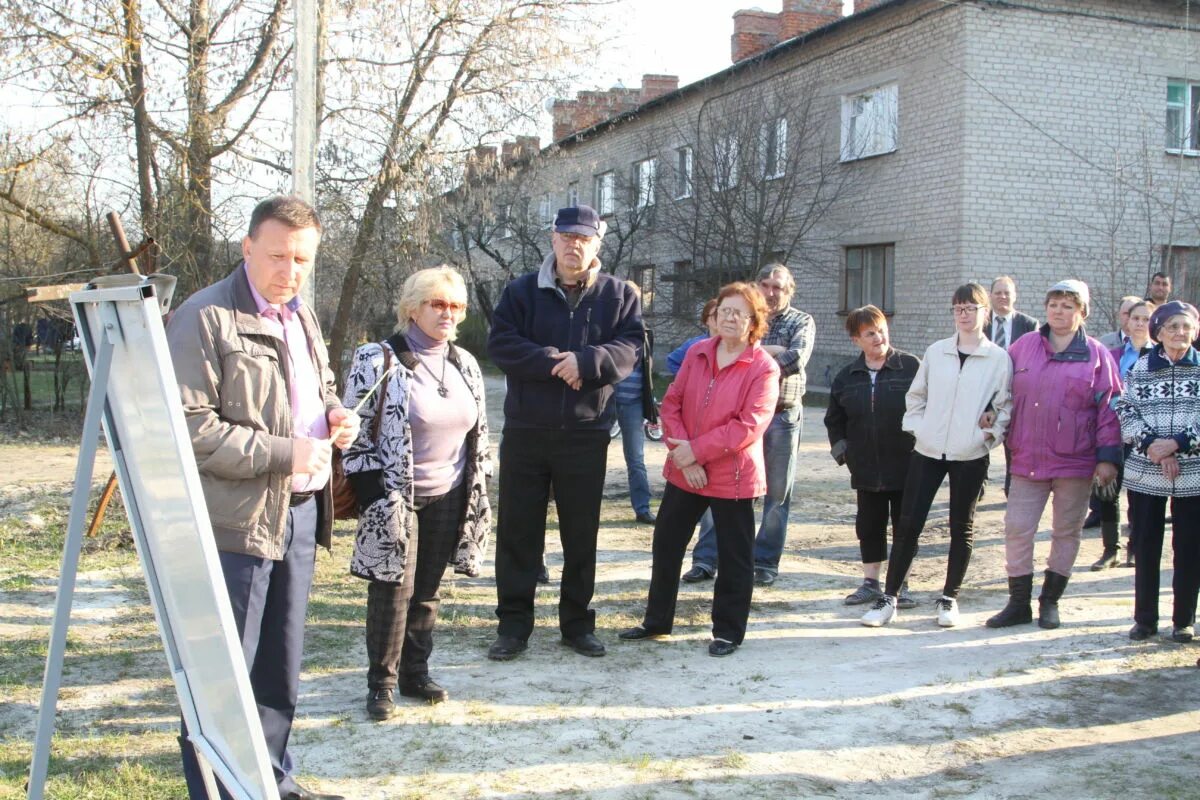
[420,351,449,397]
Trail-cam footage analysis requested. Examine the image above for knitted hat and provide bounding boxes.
[1149,300,1200,341]
[1046,279,1090,312]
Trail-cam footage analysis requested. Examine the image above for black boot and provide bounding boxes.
[1038,570,1069,629]
[986,574,1034,628]
[1090,522,1121,570]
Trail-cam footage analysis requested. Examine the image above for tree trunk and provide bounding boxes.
[122,0,158,271]
[185,0,214,287]
[327,180,389,380]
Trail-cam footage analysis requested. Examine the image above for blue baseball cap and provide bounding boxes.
[554,205,602,237]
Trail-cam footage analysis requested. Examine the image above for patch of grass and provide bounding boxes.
[718,748,749,770]
[0,731,184,800]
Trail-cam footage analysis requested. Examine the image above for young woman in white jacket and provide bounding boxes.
[862,283,1012,628]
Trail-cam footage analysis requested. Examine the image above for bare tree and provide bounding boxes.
[655,74,858,304]
[320,0,606,376]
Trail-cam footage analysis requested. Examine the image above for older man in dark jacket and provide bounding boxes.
[486,205,643,661]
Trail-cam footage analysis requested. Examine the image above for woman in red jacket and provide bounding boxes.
[620,282,780,657]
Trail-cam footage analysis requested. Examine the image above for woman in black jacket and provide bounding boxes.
[825,305,921,608]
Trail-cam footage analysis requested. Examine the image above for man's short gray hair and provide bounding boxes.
[756,264,794,293]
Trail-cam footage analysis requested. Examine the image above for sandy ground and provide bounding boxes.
[3,378,1199,799]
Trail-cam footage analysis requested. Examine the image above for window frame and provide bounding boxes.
[567,181,579,208]
[712,135,739,191]
[634,158,657,209]
[594,171,615,216]
[840,83,899,162]
[675,145,693,199]
[761,117,788,179]
[633,264,657,313]
[1166,80,1200,154]
[841,243,895,312]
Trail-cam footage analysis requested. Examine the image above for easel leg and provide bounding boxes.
[26,336,114,800]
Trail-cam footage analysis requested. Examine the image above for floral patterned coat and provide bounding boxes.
[341,333,492,583]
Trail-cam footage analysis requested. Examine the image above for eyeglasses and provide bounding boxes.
[1162,321,1197,334]
[427,299,467,314]
[717,307,748,320]
[952,305,982,316]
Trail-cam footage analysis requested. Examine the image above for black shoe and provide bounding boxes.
[538,564,551,584]
[618,625,668,641]
[399,674,448,703]
[1082,511,1101,529]
[282,784,346,800]
[1129,623,1157,641]
[1090,549,1121,571]
[1171,625,1195,643]
[681,565,714,583]
[487,635,528,661]
[708,638,738,657]
[636,511,657,524]
[366,688,394,721]
[753,567,776,587]
[561,632,606,657]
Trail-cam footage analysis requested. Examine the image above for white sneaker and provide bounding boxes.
[935,596,959,627]
[861,595,897,627]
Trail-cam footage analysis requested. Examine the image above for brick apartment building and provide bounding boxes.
[442,0,1200,384]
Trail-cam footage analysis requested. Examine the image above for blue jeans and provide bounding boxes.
[615,398,652,516]
[691,408,802,574]
[754,408,802,575]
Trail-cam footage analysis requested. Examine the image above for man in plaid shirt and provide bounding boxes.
[683,264,816,586]
[752,265,815,585]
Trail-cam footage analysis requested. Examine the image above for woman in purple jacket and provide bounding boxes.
[987,280,1122,630]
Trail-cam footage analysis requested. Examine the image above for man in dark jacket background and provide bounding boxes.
[486,205,644,661]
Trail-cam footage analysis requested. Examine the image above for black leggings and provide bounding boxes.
[856,490,903,564]
[884,452,989,599]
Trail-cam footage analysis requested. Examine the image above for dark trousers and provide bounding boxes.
[180,496,318,799]
[366,481,466,690]
[1129,492,1200,630]
[642,482,757,644]
[856,490,903,564]
[884,452,988,598]
[495,428,609,640]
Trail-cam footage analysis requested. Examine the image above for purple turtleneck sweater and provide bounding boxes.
[406,324,477,497]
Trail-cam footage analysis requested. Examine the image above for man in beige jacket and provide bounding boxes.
[167,196,358,800]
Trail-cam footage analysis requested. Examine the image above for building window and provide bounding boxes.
[1163,245,1200,305]
[567,181,579,208]
[537,193,552,227]
[633,265,657,313]
[676,146,693,199]
[761,117,787,178]
[713,136,738,191]
[633,158,656,209]
[841,83,898,162]
[1167,80,1200,152]
[843,244,894,312]
[499,203,513,239]
[671,260,695,314]
[594,172,615,215]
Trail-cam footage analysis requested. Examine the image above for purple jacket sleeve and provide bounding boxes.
[1093,343,1123,466]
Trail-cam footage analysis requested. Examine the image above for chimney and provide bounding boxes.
[551,98,578,141]
[465,145,497,183]
[731,9,780,63]
[779,0,841,38]
[641,74,680,102]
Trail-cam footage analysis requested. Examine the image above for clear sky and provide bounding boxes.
[575,0,853,93]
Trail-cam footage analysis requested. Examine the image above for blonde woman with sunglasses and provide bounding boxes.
[341,266,492,720]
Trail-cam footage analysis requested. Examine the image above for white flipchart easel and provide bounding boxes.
[26,275,278,800]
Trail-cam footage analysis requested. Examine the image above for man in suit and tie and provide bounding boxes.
[981,276,1036,498]
[1098,295,1143,349]
[984,276,1038,349]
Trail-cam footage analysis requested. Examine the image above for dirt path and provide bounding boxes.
[2,387,1198,799]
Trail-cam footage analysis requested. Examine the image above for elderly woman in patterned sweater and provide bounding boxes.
[342,266,492,720]
[1115,301,1200,643]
